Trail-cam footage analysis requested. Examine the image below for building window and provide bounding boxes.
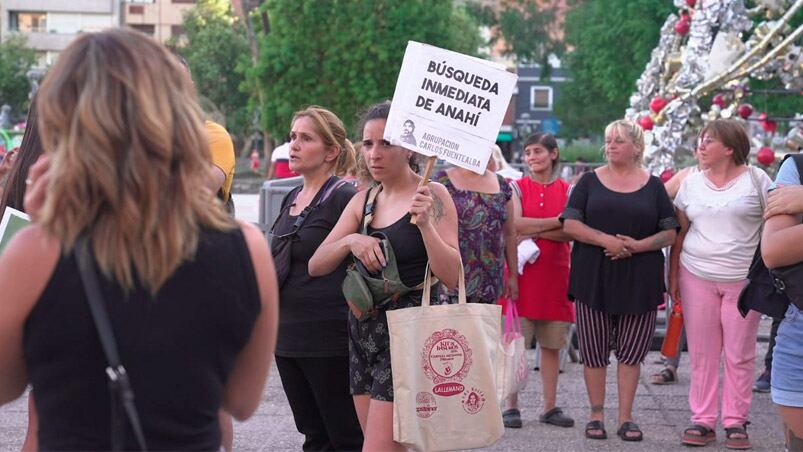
[530,86,553,111]
[9,11,48,33]
[171,25,185,37]
[129,5,145,14]
[129,24,155,36]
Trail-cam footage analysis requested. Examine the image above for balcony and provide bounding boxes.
[3,0,115,14]
[10,31,75,52]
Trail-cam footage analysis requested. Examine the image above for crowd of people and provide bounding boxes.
[0,28,801,452]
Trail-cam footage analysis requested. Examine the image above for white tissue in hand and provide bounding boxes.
[517,240,540,275]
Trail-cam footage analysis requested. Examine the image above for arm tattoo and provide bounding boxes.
[650,230,674,249]
[430,192,446,223]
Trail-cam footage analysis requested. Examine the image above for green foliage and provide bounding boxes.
[252,0,483,140]
[561,141,605,163]
[171,0,254,143]
[555,0,675,138]
[0,35,36,118]
[496,0,563,69]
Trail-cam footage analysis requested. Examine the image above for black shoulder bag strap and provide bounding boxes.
[269,176,346,237]
[75,236,148,451]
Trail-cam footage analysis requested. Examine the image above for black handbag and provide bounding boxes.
[269,176,347,288]
[75,236,148,451]
[737,155,803,318]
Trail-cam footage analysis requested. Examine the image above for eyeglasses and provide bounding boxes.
[698,136,719,147]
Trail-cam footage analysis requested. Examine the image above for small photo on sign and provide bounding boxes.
[0,207,31,255]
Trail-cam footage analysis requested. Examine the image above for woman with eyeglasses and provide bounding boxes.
[669,119,771,449]
[269,106,363,451]
[561,120,678,443]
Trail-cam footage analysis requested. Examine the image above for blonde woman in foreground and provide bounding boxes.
[0,28,278,450]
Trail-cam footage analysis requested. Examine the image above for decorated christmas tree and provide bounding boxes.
[625,0,802,174]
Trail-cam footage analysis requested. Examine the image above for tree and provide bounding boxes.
[252,0,483,140]
[495,0,563,70]
[0,35,36,119]
[554,0,675,137]
[171,0,254,148]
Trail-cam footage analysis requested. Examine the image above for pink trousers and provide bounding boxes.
[679,265,760,429]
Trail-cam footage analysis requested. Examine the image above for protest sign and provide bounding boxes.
[385,41,517,174]
[0,207,30,255]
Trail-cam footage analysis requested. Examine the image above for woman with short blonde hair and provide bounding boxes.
[0,28,278,450]
[562,119,678,442]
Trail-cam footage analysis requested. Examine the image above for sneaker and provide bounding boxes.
[753,369,771,393]
[502,408,522,428]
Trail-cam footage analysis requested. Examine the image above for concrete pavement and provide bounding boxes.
[0,323,784,450]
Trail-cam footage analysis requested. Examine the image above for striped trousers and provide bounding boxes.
[575,301,657,368]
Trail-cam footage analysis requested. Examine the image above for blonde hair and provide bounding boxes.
[291,106,356,177]
[605,119,645,163]
[491,144,514,172]
[36,28,234,293]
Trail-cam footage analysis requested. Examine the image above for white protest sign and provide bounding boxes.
[0,207,30,255]
[385,41,517,174]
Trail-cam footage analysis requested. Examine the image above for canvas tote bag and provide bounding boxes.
[388,264,504,451]
[496,301,528,402]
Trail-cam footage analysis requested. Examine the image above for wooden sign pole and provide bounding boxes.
[410,155,438,225]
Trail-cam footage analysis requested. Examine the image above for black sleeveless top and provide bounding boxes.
[23,227,261,451]
[368,212,429,288]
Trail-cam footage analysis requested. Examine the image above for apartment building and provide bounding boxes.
[0,0,121,68]
[123,0,196,44]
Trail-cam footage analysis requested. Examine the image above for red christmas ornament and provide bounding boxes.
[737,103,753,119]
[650,96,669,114]
[660,168,676,183]
[638,115,654,131]
[757,147,776,166]
[675,19,690,36]
[758,112,768,122]
[686,0,697,7]
[762,119,778,133]
[712,94,726,108]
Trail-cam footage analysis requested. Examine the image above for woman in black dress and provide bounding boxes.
[270,106,364,450]
[561,119,678,442]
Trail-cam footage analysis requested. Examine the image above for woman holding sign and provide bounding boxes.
[561,120,678,442]
[309,101,461,451]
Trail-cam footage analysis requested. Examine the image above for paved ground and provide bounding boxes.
[0,194,786,451]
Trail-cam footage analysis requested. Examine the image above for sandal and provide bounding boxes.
[617,421,644,442]
[725,423,751,450]
[502,408,522,429]
[650,367,677,385]
[584,420,607,440]
[539,407,575,428]
[682,424,716,447]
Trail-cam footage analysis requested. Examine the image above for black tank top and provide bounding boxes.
[368,212,429,288]
[23,227,261,451]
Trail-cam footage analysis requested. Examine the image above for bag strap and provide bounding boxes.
[360,184,382,235]
[421,260,465,306]
[75,237,148,451]
[270,176,344,236]
[747,165,767,212]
